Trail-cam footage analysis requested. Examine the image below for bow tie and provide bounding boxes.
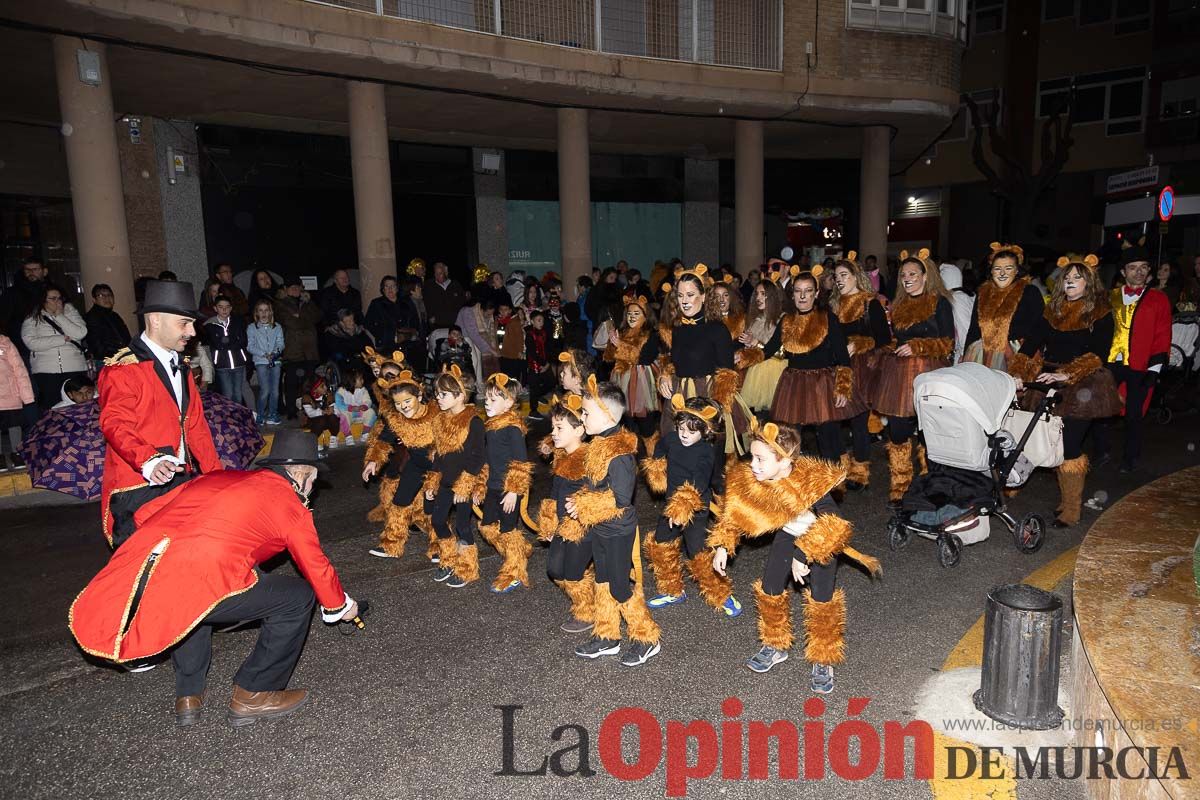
[679,315,700,326]
[1123,286,1144,298]
[170,357,181,376]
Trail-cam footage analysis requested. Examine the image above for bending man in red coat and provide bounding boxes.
[70,429,358,728]
[98,280,223,548]
[1105,242,1172,472]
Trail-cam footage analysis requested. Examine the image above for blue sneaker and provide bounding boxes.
[490,579,521,594]
[647,592,686,608]
[722,596,743,617]
[746,645,788,673]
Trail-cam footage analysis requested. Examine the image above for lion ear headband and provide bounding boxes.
[788,264,824,279]
[486,372,516,401]
[441,363,467,395]
[542,392,584,420]
[670,393,718,422]
[380,369,420,393]
[988,242,1026,265]
[1056,254,1100,270]
[673,263,709,284]
[584,374,616,424]
[749,418,794,459]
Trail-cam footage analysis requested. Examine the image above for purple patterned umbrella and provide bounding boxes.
[19,392,264,501]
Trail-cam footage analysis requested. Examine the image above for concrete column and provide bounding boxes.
[154,119,209,292]
[734,120,763,274]
[859,126,891,270]
[683,158,719,267]
[52,37,136,329]
[473,148,508,275]
[557,108,591,288]
[347,81,396,309]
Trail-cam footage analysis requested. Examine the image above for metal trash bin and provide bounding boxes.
[972,583,1065,730]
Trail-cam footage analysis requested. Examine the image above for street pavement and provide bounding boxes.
[2,413,1197,800]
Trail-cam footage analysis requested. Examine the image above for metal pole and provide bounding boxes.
[375,0,383,15]
[778,0,784,70]
[494,0,502,35]
[594,0,602,52]
[692,0,699,62]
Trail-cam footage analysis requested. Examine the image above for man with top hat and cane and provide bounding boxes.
[69,429,360,728]
[97,280,224,548]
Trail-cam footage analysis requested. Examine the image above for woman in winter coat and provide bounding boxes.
[0,334,34,469]
[21,283,90,411]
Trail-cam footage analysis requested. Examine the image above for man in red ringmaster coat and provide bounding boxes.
[70,429,359,728]
[98,280,223,548]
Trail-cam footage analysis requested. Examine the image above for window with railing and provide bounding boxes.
[305,0,783,71]
[846,0,968,42]
[1038,67,1146,136]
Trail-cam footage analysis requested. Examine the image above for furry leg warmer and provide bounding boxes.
[378,503,413,556]
[687,552,733,610]
[436,535,458,572]
[593,582,622,640]
[618,593,661,645]
[1055,455,1089,526]
[454,543,480,584]
[886,440,914,502]
[915,443,929,476]
[368,476,398,523]
[496,530,533,589]
[753,580,794,652]
[645,536,685,598]
[559,568,596,623]
[803,589,847,666]
[847,457,871,488]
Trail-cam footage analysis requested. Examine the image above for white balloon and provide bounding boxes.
[780,246,794,261]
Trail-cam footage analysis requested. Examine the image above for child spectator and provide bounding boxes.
[246,299,285,425]
[52,376,96,409]
[335,370,376,445]
[496,303,526,381]
[202,295,249,404]
[301,376,340,454]
[525,310,554,420]
[435,325,471,373]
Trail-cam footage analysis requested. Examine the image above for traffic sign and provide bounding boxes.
[1158,185,1175,222]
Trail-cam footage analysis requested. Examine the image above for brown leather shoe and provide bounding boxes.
[227,684,309,727]
[175,694,204,728]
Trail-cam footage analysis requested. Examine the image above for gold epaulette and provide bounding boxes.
[104,348,139,367]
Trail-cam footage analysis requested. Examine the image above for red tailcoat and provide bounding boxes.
[69,470,346,663]
[1112,288,1172,415]
[98,338,222,546]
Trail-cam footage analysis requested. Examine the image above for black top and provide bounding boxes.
[365,295,420,351]
[85,305,131,360]
[964,283,1044,350]
[319,326,373,372]
[379,424,432,503]
[840,297,891,345]
[485,422,528,491]
[583,426,637,538]
[666,317,735,378]
[653,429,718,503]
[435,413,486,491]
[319,285,363,326]
[763,309,851,371]
[893,296,956,343]
[551,451,589,522]
[1018,304,1114,366]
[202,315,249,370]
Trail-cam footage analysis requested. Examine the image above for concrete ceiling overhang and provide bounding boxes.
[0,0,956,163]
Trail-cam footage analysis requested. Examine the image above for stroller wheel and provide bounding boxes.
[1155,406,1173,425]
[937,534,963,568]
[887,517,910,551]
[1012,513,1046,554]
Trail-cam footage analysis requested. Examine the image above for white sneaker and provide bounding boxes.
[328,438,339,449]
[360,433,370,444]
[368,548,398,558]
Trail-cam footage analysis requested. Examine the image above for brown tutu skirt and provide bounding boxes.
[851,349,883,407]
[769,367,867,426]
[870,353,949,418]
[1019,363,1123,420]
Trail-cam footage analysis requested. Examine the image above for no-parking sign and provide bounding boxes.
[1158,185,1175,222]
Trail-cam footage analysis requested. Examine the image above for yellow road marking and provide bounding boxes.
[928,546,1079,799]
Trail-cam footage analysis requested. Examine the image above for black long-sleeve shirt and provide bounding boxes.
[763,309,851,370]
[893,296,956,344]
[667,318,735,378]
[435,412,485,490]
[380,425,432,504]
[485,423,527,491]
[1018,307,1114,366]
[584,426,637,538]
[840,297,891,346]
[964,283,1044,351]
[653,429,718,504]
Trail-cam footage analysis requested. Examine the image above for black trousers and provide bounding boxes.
[1109,364,1153,466]
[481,487,519,533]
[547,535,593,582]
[170,574,315,698]
[760,529,836,602]
[813,421,844,461]
[591,530,637,603]
[848,412,872,462]
[527,368,556,411]
[426,487,474,544]
[654,514,707,559]
[885,415,919,444]
[282,360,317,419]
[1062,417,1092,461]
[499,357,526,383]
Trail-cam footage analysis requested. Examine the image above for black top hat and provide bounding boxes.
[256,429,328,471]
[1120,239,1152,266]
[142,280,200,318]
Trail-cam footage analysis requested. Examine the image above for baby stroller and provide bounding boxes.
[1154,310,1200,424]
[887,363,1062,567]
